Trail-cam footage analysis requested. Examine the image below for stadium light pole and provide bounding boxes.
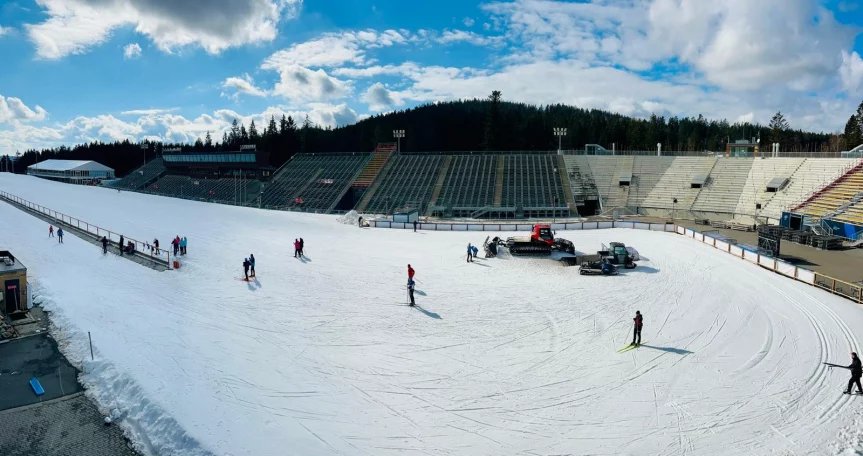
[553,128,567,155]
[140,143,147,168]
[393,130,405,153]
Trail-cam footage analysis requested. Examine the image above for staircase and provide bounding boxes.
[428,156,454,207]
[352,144,396,188]
[493,156,505,206]
[556,155,579,214]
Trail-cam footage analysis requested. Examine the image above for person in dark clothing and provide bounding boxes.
[846,352,863,394]
[293,239,300,258]
[49,225,54,237]
[153,239,160,255]
[242,258,251,281]
[407,278,416,306]
[467,243,473,262]
[57,227,64,243]
[172,236,180,256]
[101,236,108,254]
[299,238,305,257]
[358,216,363,228]
[249,254,256,277]
[119,235,124,256]
[413,220,418,232]
[632,311,643,346]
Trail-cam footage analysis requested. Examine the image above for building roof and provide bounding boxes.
[28,160,114,172]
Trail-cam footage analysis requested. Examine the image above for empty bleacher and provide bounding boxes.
[575,156,633,210]
[363,154,445,214]
[147,175,260,204]
[691,158,753,214]
[760,158,857,220]
[733,158,804,220]
[435,155,497,212]
[501,155,567,216]
[627,157,674,208]
[640,157,716,211]
[260,153,370,211]
[795,161,863,220]
[111,158,166,190]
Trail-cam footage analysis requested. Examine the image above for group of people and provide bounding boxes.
[49,225,63,243]
[171,236,188,256]
[293,238,305,258]
[242,254,256,281]
[466,243,479,262]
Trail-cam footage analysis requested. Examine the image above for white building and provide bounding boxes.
[27,160,115,185]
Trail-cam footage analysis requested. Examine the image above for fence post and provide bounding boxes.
[832,279,836,292]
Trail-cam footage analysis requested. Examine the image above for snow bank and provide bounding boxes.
[337,209,361,226]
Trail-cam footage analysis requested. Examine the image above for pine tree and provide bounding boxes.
[221,132,229,148]
[266,115,277,137]
[845,115,862,149]
[249,120,259,142]
[240,125,249,143]
[279,115,289,135]
[483,90,502,151]
[229,119,240,145]
[204,131,212,149]
[768,111,790,148]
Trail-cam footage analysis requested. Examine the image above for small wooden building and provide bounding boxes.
[0,251,27,314]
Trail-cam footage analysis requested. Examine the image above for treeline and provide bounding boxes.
[4,93,849,177]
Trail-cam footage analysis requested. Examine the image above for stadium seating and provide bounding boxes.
[627,157,674,208]
[795,162,863,220]
[733,158,805,219]
[435,155,497,210]
[640,157,716,211]
[146,175,261,204]
[260,153,370,211]
[691,158,753,214]
[760,158,856,220]
[111,158,166,190]
[363,154,445,214]
[500,155,567,212]
[570,156,633,210]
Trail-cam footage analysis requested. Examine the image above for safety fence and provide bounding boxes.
[0,191,172,269]
[674,225,861,304]
[371,219,677,232]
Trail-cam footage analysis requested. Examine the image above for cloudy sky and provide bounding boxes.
[1,0,862,154]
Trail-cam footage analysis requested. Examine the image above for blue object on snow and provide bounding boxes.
[30,377,45,396]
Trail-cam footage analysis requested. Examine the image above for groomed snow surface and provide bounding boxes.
[3,173,863,456]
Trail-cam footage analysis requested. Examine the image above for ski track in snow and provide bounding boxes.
[3,173,863,455]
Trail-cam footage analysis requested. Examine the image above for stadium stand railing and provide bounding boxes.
[793,160,863,220]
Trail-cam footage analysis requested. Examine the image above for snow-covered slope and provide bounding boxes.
[2,173,863,455]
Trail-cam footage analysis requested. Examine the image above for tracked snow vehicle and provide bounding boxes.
[504,225,575,256]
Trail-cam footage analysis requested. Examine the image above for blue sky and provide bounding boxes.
[1,0,863,154]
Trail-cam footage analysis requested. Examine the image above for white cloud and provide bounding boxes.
[270,65,350,102]
[0,95,49,124]
[26,0,302,59]
[435,29,502,46]
[362,83,408,111]
[463,17,475,27]
[120,108,178,116]
[0,25,12,36]
[123,42,142,59]
[840,51,863,95]
[261,29,407,70]
[222,73,269,98]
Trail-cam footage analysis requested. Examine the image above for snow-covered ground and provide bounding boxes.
[3,172,863,455]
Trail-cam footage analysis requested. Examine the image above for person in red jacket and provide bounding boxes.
[407,264,415,280]
[632,311,643,346]
[293,239,301,258]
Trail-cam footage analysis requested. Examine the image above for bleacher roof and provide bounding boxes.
[28,160,114,172]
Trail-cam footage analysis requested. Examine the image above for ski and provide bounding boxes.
[843,391,863,395]
[618,343,644,353]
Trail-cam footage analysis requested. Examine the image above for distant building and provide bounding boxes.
[27,160,115,185]
[726,139,760,157]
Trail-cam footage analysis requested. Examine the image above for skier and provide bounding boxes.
[101,236,108,254]
[49,225,54,237]
[407,277,416,306]
[407,264,415,280]
[632,310,643,346]
[153,238,160,255]
[413,220,418,232]
[299,238,305,257]
[119,235,125,256]
[467,243,473,262]
[242,258,251,281]
[172,236,180,256]
[472,245,479,259]
[180,237,187,255]
[57,227,64,243]
[249,254,256,277]
[847,352,863,394]
[182,237,188,255]
[293,239,300,258]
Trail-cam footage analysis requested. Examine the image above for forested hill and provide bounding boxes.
[6,95,844,178]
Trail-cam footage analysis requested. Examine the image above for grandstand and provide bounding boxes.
[733,158,804,220]
[795,162,863,220]
[261,153,371,212]
[639,157,717,213]
[691,158,753,214]
[500,155,568,218]
[434,155,498,216]
[147,175,261,204]
[760,158,856,220]
[627,157,674,209]
[111,158,166,190]
[564,156,632,213]
[362,154,445,215]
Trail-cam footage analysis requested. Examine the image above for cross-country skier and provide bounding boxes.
[413,220,418,232]
[407,264,415,280]
[57,227,64,243]
[249,254,256,277]
[293,239,300,258]
[846,352,863,394]
[407,277,416,306]
[242,258,251,281]
[632,311,643,346]
[101,236,108,254]
[119,235,124,256]
[49,225,54,237]
[299,238,305,257]
[467,243,473,262]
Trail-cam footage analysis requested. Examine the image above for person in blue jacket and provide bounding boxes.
[467,243,473,262]
[249,254,256,277]
[57,227,64,243]
[407,278,416,306]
